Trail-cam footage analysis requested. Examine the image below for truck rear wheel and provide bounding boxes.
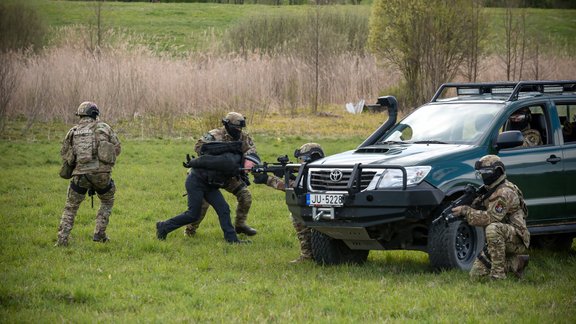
[428,219,485,271]
[311,229,369,265]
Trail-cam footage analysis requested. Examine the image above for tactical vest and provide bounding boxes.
[73,121,100,173]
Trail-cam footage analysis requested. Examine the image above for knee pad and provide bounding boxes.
[96,179,115,195]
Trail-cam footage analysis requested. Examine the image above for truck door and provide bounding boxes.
[498,101,566,224]
[555,100,576,221]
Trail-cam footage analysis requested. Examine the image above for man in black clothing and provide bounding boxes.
[156,142,248,243]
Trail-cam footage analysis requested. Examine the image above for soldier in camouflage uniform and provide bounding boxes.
[452,155,530,280]
[253,143,325,263]
[509,107,542,146]
[184,112,258,237]
[56,102,121,246]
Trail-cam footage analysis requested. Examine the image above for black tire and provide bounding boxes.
[311,229,369,266]
[428,219,485,271]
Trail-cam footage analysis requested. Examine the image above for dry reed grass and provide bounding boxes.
[3,40,396,124]
[2,30,575,138]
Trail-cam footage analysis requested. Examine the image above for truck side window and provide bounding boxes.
[556,102,576,143]
[503,105,548,147]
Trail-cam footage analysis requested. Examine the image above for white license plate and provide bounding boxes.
[306,193,344,207]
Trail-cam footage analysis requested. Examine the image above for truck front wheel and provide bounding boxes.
[428,219,485,271]
[311,230,369,265]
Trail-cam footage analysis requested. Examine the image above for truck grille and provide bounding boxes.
[309,169,377,191]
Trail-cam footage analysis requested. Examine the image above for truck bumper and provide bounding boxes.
[285,182,445,248]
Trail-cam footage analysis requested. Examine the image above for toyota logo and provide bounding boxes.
[329,169,343,182]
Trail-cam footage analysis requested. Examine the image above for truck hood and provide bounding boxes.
[313,144,473,166]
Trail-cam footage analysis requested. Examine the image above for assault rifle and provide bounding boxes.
[242,155,296,177]
[432,184,486,227]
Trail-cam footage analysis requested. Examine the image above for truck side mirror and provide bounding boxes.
[496,130,524,150]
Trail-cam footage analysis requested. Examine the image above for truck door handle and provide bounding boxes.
[546,155,561,164]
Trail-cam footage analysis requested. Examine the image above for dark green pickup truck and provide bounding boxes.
[286,80,576,270]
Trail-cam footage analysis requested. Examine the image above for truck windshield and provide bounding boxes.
[379,103,502,145]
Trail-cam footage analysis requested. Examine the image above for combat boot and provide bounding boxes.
[235,224,258,236]
[513,255,529,279]
[93,233,110,243]
[156,221,168,240]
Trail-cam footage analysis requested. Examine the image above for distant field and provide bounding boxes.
[33,1,317,52]
[30,1,576,54]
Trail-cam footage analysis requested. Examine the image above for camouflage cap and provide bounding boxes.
[223,112,246,128]
[76,101,99,118]
[294,143,324,162]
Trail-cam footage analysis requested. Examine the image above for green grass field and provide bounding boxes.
[1,132,575,322]
[27,0,576,54]
[33,0,317,52]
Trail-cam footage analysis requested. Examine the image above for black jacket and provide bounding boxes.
[188,142,243,187]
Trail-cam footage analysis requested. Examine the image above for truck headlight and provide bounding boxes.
[368,166,431,189]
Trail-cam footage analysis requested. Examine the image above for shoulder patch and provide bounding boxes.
[494,203,504,214]
[491,197,508,215]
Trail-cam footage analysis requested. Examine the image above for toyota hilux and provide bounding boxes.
[285,80,576,270]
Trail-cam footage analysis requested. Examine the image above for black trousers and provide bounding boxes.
[162,171,238,242]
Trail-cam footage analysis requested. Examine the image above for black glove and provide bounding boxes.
[253,173,268,184]
[183,153,195,168]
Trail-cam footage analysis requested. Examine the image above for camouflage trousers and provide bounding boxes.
[57,173,115,245]
[470,222,527,280]
[185,177,251,234]
[291,214,312,259]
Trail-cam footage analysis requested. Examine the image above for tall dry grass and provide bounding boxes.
[1,29,575,136]
[478,54,576,82]
[2,41,397,127]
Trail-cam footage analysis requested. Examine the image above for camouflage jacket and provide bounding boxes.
[522,128,542,147]
[61,117,121,175]
[194,127,256,156]
[460,180,530,248]
[264,175,295,191]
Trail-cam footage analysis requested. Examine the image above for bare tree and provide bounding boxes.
[368,0,487,108]
[0,2,46,53]
[462,0,488,82]
[85,0,106,55]
[0,54,20,134]
[501,1,529,81]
